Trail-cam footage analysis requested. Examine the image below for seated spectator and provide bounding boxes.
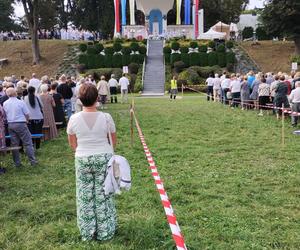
[3,88,37,167]
[23,86,44,149]
[39,84,58,140]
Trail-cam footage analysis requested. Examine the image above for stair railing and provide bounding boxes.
[141,40,148,91]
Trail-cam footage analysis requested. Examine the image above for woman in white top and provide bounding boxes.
[67,84,117,241]
[213,74,221,102]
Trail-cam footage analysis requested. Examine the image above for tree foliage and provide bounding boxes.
[0,0,16,31]
[261,0,300,54]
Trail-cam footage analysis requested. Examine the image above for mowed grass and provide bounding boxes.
[0,96,300,249]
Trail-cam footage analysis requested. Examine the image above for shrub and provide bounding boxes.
[199,52,208,67]
[208,41,215,49]
[130,42,139,51]
[208,52,218,66]
[163,46,172,54]
[189,65,222,78]
[114,38,123,44]
[180,53,190,67]
[122,54,131,66]
[139,46,147,55]
[170,53,181,65]
[104,47,114,55]
[76,64,86,74]
[122,46,132,55]
[256,26,270,40]
[87,46,97,55]
[187,68,200,85]
[104,55,113,68]
[242,26,254,39]
[217,44,226,53]
[79,43,88,52]
[165,54,171,64]
[128,63,139,74]
[111,68,123,80]
[171,41,180,51]
[130,54,140,64]
[190,41,198,49]
[87,42,93,46]
[225,41,234,49]
[226,52,236,64]
[217,53,226,67]
[199,45,207,53]
[95,55,106,68]
[291,55,300,65]
[180,46,189,54]
[189,53,200,66]
[113,42,123,52]
[79,54,89,66]
[174,61,186,73]
[94,43,104,53]
[112,54,123,68]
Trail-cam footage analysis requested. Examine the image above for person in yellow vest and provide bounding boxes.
[170,76,178,100]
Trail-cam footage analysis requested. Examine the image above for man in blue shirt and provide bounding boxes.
[3,88,37,167]
[247,71,256,90]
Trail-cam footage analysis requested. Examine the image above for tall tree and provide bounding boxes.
[18,0,41,64]
[0,0,15,31]
[261,0,300,55]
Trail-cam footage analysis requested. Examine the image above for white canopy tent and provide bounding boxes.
[199,28,226,40]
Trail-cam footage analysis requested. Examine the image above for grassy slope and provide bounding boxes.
[1,96,300,249]
[241,41,295,73]
[0,40,77,79]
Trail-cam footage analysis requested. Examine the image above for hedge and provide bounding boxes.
[122,54,131,66]
[122,46,132,55]
[104,47,114,55]
[163,46,172,54]
[112,54,123,68]
[208,41,215,49]
[181,53,190,67]
[171,42,180,51]
[189,53,200,66]
[208,52,218,66]
[190,41,198,49]
[128,63,139,74]
[87,46,97,55]
[79,44,88,52]
[170,53,181,65]
[217,44,226,53]
[217,53,226,67]
[105,55,113,68]
[174,61,185,73]
[79,54,89,66]
[180,46,189,54]
[94,43,104,53]
[199,45,207,53]
[139,46,147,55]
[113,42,122,52]
[130,42,139,51]
[226,52,236,64]
[199,52,208,67]
[165,54,171,64]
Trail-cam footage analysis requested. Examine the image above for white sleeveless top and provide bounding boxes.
[67,111,116,157]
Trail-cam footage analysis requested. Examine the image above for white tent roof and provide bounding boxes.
[212,21,230,29]
[229,23,238,32]
[199,28,226,40]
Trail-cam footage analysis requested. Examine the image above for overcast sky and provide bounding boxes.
[13,0,265,18]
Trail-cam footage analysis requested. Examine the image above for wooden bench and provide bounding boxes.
[0,58,8,69]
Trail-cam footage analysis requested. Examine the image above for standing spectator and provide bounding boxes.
[87,75,96,85]
[221,74,231,105]
[266,73,274,85]
[0,104,6,149]
[206,74,214,101]
[0,85,4,98]
[170,76,178,100]
[67,76,77,113]
[250,76,261,109]
[57,75,73,120]
[119,73,130,104]
[274,76,290,119]
[247,71,255,91]
[270,75,280,103]
[241,76,251,110]
[289,81,300,127]
[50,83,66,128]
[23,86,44,149]
[0,84,14,106]
[230,74,242,108]
[97,76,109,109]
[16,76,27,89]
[67,84,117,241]
[258,78,270,116]
[3,88,37,167]
[39,84,58,140]
[213,74,221,102]
[28,73,41,94]
[108,74,118,103]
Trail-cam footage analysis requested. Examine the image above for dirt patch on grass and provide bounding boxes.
[0,40,78,79]
[241,41,295,73]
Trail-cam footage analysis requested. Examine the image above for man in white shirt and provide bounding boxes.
[205,74,214,101]
[213,74,221,102]
[230,74,242,108]
[28,73,40,93]
[119,73,130,104]
[3,88,37,167]
[108,74,118,103]
[289,81,300,127]
[221,74,231,104]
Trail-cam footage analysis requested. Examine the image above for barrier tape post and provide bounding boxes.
[181,84,184,98]
[132,111,187,250]
[282,103,285,147]
[130,99,135,148]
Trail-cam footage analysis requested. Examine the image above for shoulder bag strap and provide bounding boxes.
[36,96,43,114]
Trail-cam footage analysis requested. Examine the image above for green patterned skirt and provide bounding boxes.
[75,153,117,241]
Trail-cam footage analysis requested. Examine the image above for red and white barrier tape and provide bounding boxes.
[133,111,187,250]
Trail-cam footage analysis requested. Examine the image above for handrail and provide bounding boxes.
[141,40,148,91]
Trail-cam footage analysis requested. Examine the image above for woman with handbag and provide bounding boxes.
[23,86,44,149]
[67,83,117,241]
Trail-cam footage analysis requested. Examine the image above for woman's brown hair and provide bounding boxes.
[79,84,98,107]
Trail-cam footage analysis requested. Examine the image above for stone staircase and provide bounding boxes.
[56,45,80,76]
[233,45,261,74]
[142,40,165,96]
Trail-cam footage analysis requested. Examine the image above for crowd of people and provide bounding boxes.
[205,70,300,124]
[0,72,130,174]
[0,28,100,41]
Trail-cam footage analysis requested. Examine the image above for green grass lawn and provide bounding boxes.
[1,96,300,249]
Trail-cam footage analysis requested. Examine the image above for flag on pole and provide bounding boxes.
[184,0,191,25]
[195,0,199,38]
[121,0,127,26]
[176,0,182,25]
[114,0,121,36]
[129,0,136,25]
